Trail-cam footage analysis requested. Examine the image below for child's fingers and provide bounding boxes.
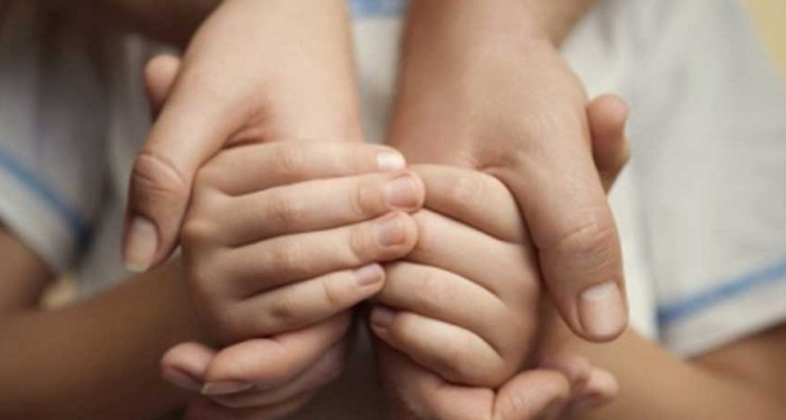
[562,367,618,418]
[210,338,349,409]
[215,171,424,246]
[202,314,351,392]
[198,141,407,197]
[375,340,496,420]
[408,210,538,303]
[196,212,417,298]
[587,94,630,192]
[216,265,385,340]
[377,262,521,356]
[161,342,217,392]
[185,392,315,420]
[370,306,510,388]
[411,165,526,244]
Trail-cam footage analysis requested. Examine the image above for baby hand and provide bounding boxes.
[162,140,424,417]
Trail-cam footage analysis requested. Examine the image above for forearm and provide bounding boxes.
[0,261,207,420]
[574,329,786,420]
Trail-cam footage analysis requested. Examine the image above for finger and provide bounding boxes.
[201,212,417,298]
[219,264,385,340]
[123,66,247,272]
[198,141,407,197]
[493,370,571,420]
[218,171,424,246]
[210,338,349,409]
[378,262,521,358]
[562,367,618,418]
[161,342,216,392]
[537,354,593,399]
[202,314,351,393]
[185,393,315,420]
[495,138,628,341]
[409,210,538,303]
[375,341,495,420]
[411,165,526,243]
[370,306,509,388]
[587,95,630,192]
[145,54,182,117]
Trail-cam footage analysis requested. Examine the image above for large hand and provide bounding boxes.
[122,0,361,272]
[381,93,630,420]
[391,6,629,341]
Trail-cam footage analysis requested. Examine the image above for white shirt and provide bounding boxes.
[1,0,786,418]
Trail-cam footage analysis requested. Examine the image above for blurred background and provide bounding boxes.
[743,0,786,79]
[42,0,786,307]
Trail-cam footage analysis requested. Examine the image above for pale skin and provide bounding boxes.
[118,0,627,348]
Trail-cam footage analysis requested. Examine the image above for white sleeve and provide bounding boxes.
[627,0,786,357]
[0,3,107,273]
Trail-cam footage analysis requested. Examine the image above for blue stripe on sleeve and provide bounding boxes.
[0,146,89,243]
[350,0,407,17]
[657,258,786,326]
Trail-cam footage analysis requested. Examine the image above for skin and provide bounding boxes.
[390,0,628,343]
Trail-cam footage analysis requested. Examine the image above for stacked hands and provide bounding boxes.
[152,89,629,420]
[159,111,626,420]
[122,1,630,419]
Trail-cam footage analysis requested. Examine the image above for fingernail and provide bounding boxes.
[373,214,407,247]
[124,217,158,272]
[202,381,253,396]
[571,395,606,413]
[355,264,385,286]
[385,174,420,209]
[162,368,201,392]
[377,152,406,171]
[579,282,626,339]
[370,306,396,328]
[537,399,565,420]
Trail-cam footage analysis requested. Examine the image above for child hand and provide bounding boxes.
[161,140,425,417]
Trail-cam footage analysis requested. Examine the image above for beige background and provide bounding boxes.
[742,0,786,79]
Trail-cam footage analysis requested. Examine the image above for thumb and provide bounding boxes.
[587,94,630,192]
[493,370,570,420]
[123,55,239,272]
[161,342,217,392]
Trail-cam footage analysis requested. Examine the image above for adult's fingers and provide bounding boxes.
[145,55,182,117]
[124,55,243,273]
[494,114,627,342]
[587,95,630,192]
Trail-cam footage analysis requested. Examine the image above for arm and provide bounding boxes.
[0,227,206,420]
[122,0,361,273]
[571,326,786,419]
[391,0,627,342]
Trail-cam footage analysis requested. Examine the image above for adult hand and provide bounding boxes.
[123,0,361,272]
[382,90,630,419]
[391,3,628,340]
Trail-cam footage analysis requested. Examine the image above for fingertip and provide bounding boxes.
[577,281,628,342]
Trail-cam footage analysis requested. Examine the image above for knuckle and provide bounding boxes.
[416,271,456,308]
[272,143,308,176]
[553,211,619,258]
[348,179,377,219]
[181,216,220,246]
[269,289,301,328]
[445,173,485,205]
[267,188,305,226]
[271,240,309,278]
[131,151,189,201]
[320,276,349,311]
[347,224,373,265]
